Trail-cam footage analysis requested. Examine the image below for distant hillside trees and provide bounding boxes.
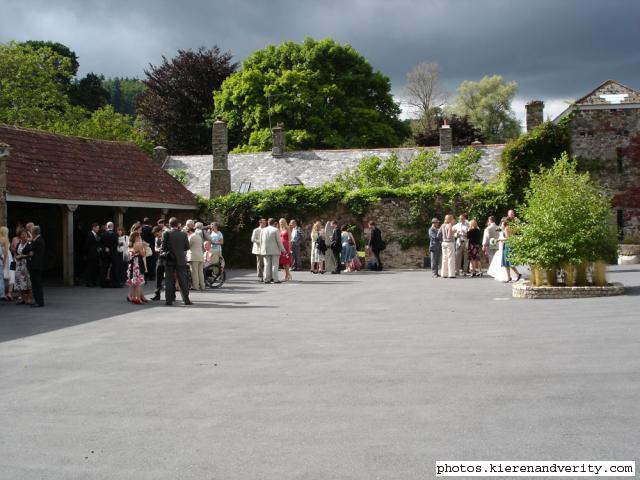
[102,77,145,115]
[136,46,237,154]
[214,37,411,152]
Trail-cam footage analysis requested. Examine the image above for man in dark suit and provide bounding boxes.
[100,221,120,287]
[330,220,342,274]
[151,225,166,301]
[140,217,156,281]
[22,225,46,307]
[85,222,101,286]
[160,217,192,306]
[366,220,384,271]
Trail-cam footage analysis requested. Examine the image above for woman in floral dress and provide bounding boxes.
[126,231,147,304]
[13,229,32,304]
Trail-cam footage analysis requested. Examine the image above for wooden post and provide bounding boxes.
[115,207,127,229]
[62,204,78,286]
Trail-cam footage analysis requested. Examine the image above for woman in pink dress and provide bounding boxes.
[278,218,292,281]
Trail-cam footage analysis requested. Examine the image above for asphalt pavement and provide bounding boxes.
[1,266,638,479]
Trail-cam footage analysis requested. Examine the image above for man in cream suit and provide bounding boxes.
[260,218,285,283]
[251,218,266,281]
[482,215,500,265]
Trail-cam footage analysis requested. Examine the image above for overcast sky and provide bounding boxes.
[3,0,639,123]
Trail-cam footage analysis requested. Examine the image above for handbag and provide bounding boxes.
[9,261,16,271]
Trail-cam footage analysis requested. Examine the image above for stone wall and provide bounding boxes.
[271,198,429,270]
[512,281,625,299]
[569,108,640,235]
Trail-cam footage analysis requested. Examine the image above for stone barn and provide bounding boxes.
[553,79,640,236]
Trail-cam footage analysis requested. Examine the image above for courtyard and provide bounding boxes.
[1,266,639,479]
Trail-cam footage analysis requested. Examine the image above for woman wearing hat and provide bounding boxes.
[428,217,442,277]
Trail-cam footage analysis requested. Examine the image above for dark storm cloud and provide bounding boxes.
[3,0,640,117]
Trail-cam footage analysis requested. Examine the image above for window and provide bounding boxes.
[284,177,304,187]
[239,181,251,194]
[616,147,624,173]
[617,209,624,240]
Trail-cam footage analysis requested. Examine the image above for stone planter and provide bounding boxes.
[512,281,624,299]
[618,244,640,265]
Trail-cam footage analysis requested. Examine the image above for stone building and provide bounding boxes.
[554,80,640,235]
[0,125,196,284]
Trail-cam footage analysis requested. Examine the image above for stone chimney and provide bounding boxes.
[272,122,285,157]
[210,116,231,197]
[152,146,168,167]
[0,142,9,227]
[526,100,545,132]
[439,120,453,152]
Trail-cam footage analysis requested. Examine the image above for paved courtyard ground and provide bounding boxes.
[1,266,639,479]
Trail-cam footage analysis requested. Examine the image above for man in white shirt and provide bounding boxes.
[289,219,305,271]
[453,213,470,276]
[259,218,285,283]
[251,218,266,281]
[482,216,500,265]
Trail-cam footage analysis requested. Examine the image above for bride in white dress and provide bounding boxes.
[487,231,509,282]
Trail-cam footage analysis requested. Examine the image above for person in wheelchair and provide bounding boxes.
[203,240,225,288]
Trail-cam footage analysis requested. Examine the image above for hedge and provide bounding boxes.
[199,182,510,267]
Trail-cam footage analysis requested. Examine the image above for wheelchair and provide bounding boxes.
[204,255,226,289]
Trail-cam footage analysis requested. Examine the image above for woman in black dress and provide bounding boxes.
[467,219,483,277]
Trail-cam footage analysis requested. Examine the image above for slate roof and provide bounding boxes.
[554,80,640,121]
[166,145,505,197]
[0,125,195,207]
[574,79,640,106]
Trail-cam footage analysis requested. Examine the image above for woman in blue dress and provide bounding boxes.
[340,225,356,272]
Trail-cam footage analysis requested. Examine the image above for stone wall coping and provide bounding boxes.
[512,281,625,299]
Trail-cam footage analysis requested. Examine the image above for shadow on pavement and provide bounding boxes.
[0,269,266,343]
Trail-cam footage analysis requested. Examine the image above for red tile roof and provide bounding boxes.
[0,125,195,207]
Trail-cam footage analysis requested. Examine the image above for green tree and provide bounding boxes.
[70,73,110,111]
[451,75,521,143]
[500,120,570,204]
[20,40,79,89]
[334,147,481,189]
[0,41,73,127]
[214,37,410,151]
[49,105,153,153]
[136,46,237,154]
[508,153,617,284]
[103,77,146,115]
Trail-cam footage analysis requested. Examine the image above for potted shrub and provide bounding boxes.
[618,233,640,265]
[509,153,618,287]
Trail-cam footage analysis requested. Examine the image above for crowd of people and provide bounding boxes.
[1,209,521,310]
[428,209,523,282]
[250,218,385,283]
[0,222,46,307]
[77,217,225,305]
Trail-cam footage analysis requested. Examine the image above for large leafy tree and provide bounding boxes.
[451,74,521,144]
[136,46,237,154]
[20,40,79,89]
[214,37,410,151]
[0,41,73,127]
[0,41,151,151]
